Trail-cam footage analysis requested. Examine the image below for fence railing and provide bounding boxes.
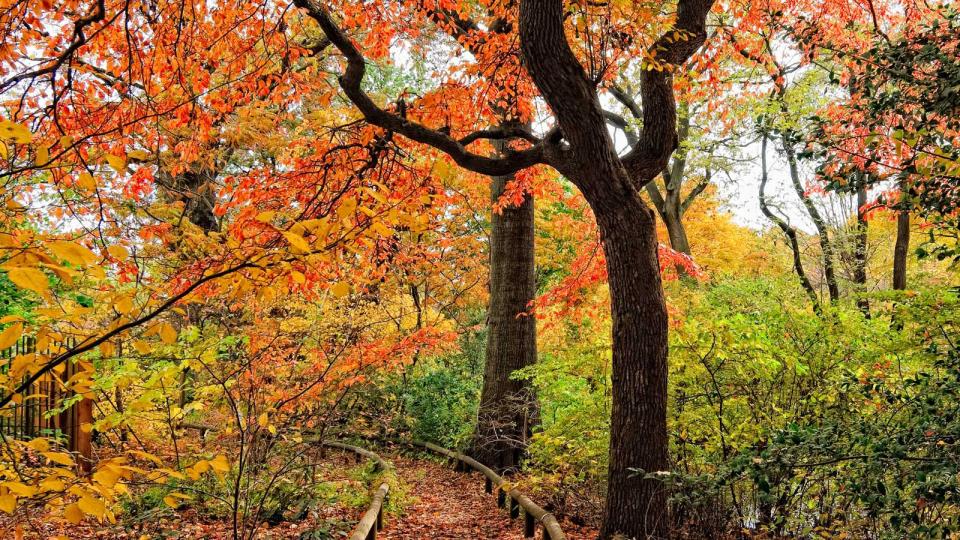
[0,336,93,465]
[322,441,392,540]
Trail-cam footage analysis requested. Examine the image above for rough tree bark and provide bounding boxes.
[297,0,717,535]
[475,133,538,473]
[412,10,540,472]
[893,178,910,290]
[610,97,709,262]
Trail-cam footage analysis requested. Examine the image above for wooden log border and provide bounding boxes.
[406,440,567,540]
[322,441,392,540]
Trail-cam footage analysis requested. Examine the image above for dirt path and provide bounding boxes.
[379,454,527,540]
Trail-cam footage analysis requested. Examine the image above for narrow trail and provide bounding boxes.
[379,454,527,540]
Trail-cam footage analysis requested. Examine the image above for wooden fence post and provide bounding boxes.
[524,510,535,537]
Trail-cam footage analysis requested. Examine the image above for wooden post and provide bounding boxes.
[510,496,520,519]
[497,488,506,508]
[524,510,535,537]
[485,477,493,493]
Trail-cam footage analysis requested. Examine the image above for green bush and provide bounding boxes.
[392,328,483,448]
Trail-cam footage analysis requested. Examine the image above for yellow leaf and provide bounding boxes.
[371,222,392,237]
[0,323,22,350]
[0,494,16,514]
[63,503,83,524]
[331,282,350,298]
[159,323,177,345]
[113,295,134,314]
[99,341,116,357]
[48,241,98,266]
[6,267,49,294]
[128,450,162,465]
[282,231,310,252]
[26,438,49,452]
[133,340,151,355]
[93,468,120,488]
[291,270,306,285]
[107,245,129,261]
[163,492,191,508]
[104,153,126,173]
[87,265,106,280]
[0,120,32,144]
[2,482,36,497]
[255,211,276,223]
[76,172,96,191]
[337,197,358,219]
[209,454,230,473]
[258,413,269,427]
[41,452,74,467]
[36,145,49,166]
[268,424,277,435]
[77,496,105,519]
[39,477,65,492]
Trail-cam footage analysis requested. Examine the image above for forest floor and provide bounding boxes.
[0,447,598,539]
[379,453,526,540]
[379,451,598,540]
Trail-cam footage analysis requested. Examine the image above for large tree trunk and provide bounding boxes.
[296,2,715,537]
[594,191,670,540]
[662,204,692,256]
[474,140,538,472]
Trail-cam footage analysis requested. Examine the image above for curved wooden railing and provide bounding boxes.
[323,441,393,540]
[406,440,567,540]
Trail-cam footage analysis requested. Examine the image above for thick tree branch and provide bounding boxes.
[621,0,714,183]
[458,126,541,147]
[293,0,553,177]
[609,84,643,121]
[681,169,710,214]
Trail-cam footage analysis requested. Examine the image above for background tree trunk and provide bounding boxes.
[783,139,840,303]
[474,135,538,473]
[893,177,910,291]
[893,209,910,290]
[759,134,820,311]
[854,184,870,315]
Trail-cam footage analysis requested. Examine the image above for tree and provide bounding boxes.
[413,7,540,472]
[797,2,959,274]
[291,0,716,535]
